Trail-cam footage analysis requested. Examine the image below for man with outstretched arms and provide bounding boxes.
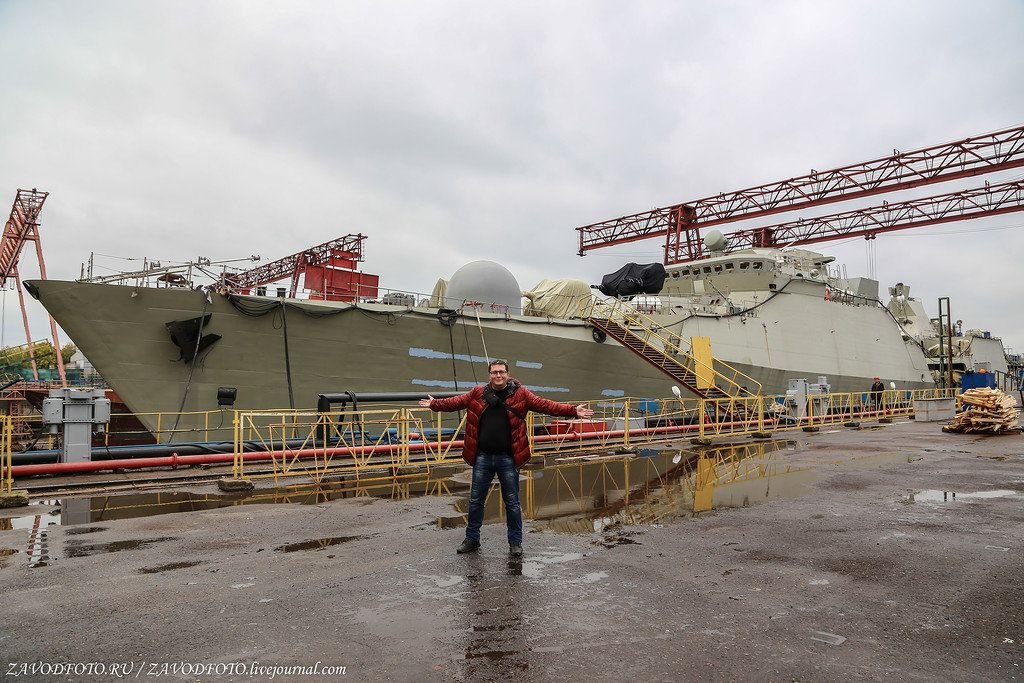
[419,359,594,557]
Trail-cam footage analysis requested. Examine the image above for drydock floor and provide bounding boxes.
[1,419,1022,681]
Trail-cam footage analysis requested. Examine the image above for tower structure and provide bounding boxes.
[0,189,66,383]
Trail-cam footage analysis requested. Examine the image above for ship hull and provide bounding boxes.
[29,280,932,438]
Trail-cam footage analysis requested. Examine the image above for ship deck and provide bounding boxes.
[1,419,1022,680]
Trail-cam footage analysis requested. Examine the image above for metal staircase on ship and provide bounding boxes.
[588,298,760,417]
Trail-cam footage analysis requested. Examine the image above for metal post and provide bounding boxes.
[232,411,242,479]
[623,398,631,448]
[937,297,953,389]
[32,236,66,385]
[13,267,38,380]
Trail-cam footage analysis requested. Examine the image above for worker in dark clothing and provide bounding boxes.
[869,376,885,409]
[420,359,594,557]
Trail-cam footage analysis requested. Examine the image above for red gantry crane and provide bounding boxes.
[0,189,66,383]
[716,179,1024,254]
[223,233,379,301]
[576,124,1024,263]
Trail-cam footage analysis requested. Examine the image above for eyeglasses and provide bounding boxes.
[488,370,508,375]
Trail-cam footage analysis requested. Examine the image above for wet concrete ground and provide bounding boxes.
[1,419,1022,681]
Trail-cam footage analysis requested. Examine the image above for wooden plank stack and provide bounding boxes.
[942,388,1022,434]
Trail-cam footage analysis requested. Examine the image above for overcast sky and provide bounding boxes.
[1,1,1023,356]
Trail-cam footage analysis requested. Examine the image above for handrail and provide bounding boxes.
[590,297,762,397]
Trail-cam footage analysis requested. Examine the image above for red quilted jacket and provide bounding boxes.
[429,380,579,469]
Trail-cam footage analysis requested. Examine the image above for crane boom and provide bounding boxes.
[576,123,1024,263]
[224,234,366,293]
[1,189,48,283]
[716,180,1024,257]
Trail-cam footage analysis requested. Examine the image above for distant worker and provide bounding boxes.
[419,359,594,557]
[869,376,885,409]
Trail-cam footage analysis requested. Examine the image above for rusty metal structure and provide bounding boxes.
[0,189,65,383]
[576,123,1024,263]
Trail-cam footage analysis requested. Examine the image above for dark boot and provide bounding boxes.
[509,544,523,557]
[456,539,480,554]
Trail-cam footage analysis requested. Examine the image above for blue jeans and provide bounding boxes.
[465,452,522,545]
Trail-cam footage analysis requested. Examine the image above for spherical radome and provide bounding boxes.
[445,260,521,311]
[704,230,728,252]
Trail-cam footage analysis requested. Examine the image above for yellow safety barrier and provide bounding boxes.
[0,385,964,496]
[231,406,472,484]
[220,388,961,483]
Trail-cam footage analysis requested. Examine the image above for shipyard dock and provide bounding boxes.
[1,418,1022,681]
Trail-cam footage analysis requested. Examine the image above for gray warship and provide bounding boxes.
[26,238,947,438]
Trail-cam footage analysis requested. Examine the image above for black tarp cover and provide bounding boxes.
[597,262,667,297]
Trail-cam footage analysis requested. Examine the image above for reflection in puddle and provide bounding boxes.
[499,440,815,534]
[65,526,108,536]
[0,466,468,531]
[274,536,365,553]
[521,552,584,580]
[909,489,1018,503]
[1,441,810,549]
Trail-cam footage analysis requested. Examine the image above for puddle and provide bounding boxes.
[517,440,818,533]
[138,560,204,574]
[274,536,366,553]
[437,514,467,529]
[0,438,871,549]
[4,441,818,544]
[0,465,471,531]
[64,526,109,535]
[521,551,584,579]
[64,537,178,558]
[909,489,1018,503]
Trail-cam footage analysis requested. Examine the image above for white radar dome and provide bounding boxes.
[704,230,728,252]
[445,260,522,312]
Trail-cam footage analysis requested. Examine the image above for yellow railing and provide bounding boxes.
[230,406,472,484]
[1,387,964,492]
[590,297,762,398]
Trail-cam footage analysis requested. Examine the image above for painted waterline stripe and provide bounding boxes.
[601,389,626,397]
[515,360,543,369]
[522,384,570,393]
[411,379,477,390]
[409,347,489,364]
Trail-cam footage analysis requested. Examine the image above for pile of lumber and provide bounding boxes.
[942,388,1022,434]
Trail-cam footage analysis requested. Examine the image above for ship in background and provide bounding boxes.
[27,236,942,439]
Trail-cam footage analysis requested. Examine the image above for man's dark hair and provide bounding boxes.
[488,359,509,372]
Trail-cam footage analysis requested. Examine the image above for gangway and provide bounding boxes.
[588,298,760,408]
